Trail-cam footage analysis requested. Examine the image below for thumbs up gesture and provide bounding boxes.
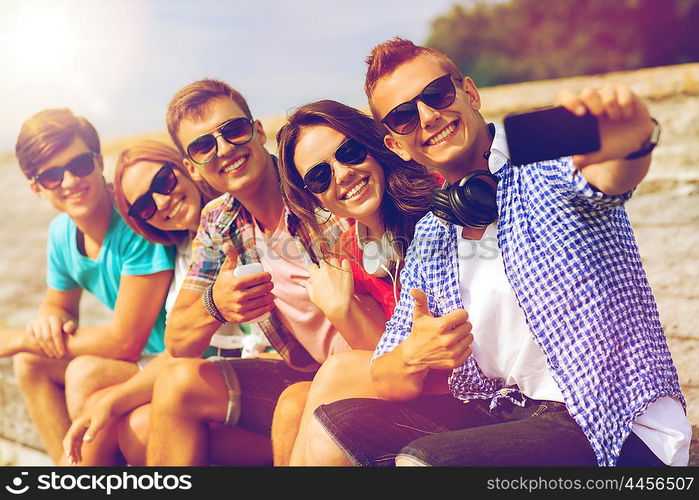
[401,289,474,371]
[210,243,275,323]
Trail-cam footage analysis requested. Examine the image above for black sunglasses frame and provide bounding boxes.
[186,117,255,166]
[302,138,369,194]
[381,74,458,135]
[127,162,179,221]
[33,152,97,190]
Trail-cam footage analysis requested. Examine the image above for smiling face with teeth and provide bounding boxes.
[371,53,493,183]
[177,96,271,196]
[293,125,385,230]
[120,160,202,233]
[30,136,109,220]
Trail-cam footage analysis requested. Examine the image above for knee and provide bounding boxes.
[118,405,150,466]
[313,350,370,393]
[151,359,207,415]
[274,382,311,423]
[64,355,110,417]
[64,355,107,390]
[12,353,47,388]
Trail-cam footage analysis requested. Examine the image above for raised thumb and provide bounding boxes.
[410,288,432,318]
[221,243,239,271]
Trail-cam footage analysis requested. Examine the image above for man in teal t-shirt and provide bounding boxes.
[0,108,174,464]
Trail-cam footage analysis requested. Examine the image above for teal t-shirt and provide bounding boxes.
[46,207,175,354]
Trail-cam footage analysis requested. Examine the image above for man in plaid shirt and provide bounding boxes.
[145,79,354,466]
[302,38,689,467]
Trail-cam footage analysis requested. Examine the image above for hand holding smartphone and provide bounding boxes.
[504,106,600,166]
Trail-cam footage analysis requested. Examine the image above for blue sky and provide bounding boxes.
[0,0,464,152]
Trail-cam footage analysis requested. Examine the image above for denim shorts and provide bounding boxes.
[314,395,663,466]
[213,358,316,437]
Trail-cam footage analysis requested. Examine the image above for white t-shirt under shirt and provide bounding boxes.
[253,214,350,363]
[457,223,690,466]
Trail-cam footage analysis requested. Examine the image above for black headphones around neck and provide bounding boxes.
[429,123,499,228]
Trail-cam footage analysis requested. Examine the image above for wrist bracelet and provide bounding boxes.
[203,284,227,324]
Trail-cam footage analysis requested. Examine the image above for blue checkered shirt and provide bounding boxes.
[374,156,685,466]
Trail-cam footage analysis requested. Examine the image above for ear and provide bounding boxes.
[93,153,105,178]
[182,157,203,182]
[254,119,268,146]
[383,134,412,162]
[461,77,481,111]
[28,179,44,199]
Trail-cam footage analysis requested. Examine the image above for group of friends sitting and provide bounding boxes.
[0,37,690,467]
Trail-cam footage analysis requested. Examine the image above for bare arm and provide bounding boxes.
[558,86,655,195]
[16,271,172,361]
[59,271,173,361]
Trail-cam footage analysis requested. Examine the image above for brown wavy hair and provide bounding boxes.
[113,140,222,246]
[16,108,102,180]
[277,100,437,259]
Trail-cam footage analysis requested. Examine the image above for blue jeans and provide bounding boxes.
[313,395,663,466]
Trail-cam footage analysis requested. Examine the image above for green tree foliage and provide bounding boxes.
[426,0,699,86]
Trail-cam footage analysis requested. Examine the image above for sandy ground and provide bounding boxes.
[0,63,697,462]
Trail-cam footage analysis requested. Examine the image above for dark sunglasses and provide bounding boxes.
[381,74,457,135]
[302,139,369,194]
[127,162,178,221]
[186,117,255,165]
[33,152,96,190]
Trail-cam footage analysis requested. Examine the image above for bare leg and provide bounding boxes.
[271,381,311,465]
[290,350,377,466]
[117,404,151,466]
[304,416,355,466]
[12,353,70,463]
[118,404,272,466]
[147,358,230,465]
[209,424,272,466]
[64,355,139,419]
[72,386,125,466]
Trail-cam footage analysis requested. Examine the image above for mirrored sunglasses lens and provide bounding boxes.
[304,163,332,193]
[387,104,419,134]
[221,118,253,145]
[188,136,216,164]
[422,76,455,109]
[130,196,157,221]
[67,154,95,177]
[152,165,177,194]
[37,167,65,189]
[336,140,368,165]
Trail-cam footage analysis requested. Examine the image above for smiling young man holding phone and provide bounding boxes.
[301,37,690,467]
[144,79,370,466]
[2,109,174,463]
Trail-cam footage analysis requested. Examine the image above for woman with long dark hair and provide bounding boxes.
[274,100,438,464]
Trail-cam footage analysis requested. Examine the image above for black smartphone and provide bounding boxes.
[503,106,600,165]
